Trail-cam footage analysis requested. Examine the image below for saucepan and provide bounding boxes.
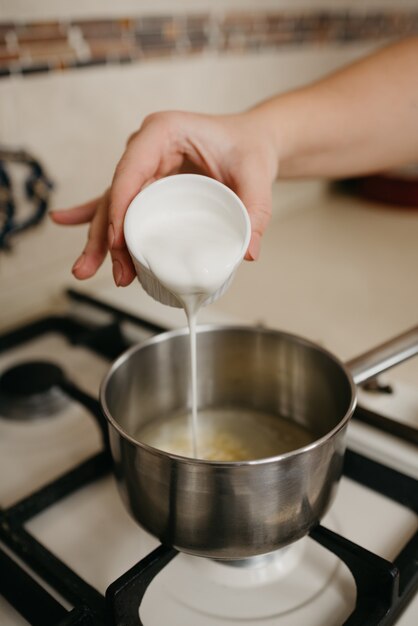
[100,325,418,559]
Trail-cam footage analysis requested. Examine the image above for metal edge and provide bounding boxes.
[100,325,357,467]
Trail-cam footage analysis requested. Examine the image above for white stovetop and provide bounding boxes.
[0,331,416,626]
[1,183,417,624]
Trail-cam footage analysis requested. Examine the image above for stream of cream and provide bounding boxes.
[183,296,202,457]
[133,199,243,457]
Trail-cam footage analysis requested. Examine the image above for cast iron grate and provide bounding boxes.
[0,289,416,626]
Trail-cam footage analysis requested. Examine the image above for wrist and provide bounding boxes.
[247,96,293,176]
[239,107,279,181]
[246,89,313,179]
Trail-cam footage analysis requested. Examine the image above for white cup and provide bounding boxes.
[124,174,251,308]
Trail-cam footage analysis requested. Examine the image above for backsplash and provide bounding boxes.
[1,9,417,78]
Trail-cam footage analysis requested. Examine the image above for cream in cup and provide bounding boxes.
[124,174,251,309]
[124,173,251,458]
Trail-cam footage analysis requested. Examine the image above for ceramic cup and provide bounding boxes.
[123,174,251,308]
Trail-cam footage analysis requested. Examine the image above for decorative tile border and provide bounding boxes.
[0,11,417,78]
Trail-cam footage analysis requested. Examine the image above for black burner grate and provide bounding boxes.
[0,289,416,626]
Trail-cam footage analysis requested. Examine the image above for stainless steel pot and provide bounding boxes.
[100,325,418,559]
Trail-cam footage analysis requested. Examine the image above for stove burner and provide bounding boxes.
[0,361,64,396]
[0,360,68,419]
[155,533,342,621]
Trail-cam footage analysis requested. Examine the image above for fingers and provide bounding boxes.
[77,191,136,286]
[232,160,272,261]
[108,121,167,250]
[51,111,187,286]
[107,138,160,285]
[71,191,110,280]
[110,247,136,287]
[49,197,100,225]
[71,192,108,279]
[52,113,181,286]
[53,189,136,285]
[108,114,183,285]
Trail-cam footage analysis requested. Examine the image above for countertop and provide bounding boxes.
[74,182,418,385]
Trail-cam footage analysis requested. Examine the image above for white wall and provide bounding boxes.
[0,0,396,326]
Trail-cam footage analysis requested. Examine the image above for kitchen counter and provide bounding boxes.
[75,182,418,385]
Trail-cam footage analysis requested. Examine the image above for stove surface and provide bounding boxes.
[0,291,416,625]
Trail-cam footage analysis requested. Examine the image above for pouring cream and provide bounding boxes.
[124,175,250,457]
[136,203,244,456]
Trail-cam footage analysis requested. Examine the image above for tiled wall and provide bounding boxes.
[1,9,417,78]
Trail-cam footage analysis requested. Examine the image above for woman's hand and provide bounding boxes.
[51,110,278,286]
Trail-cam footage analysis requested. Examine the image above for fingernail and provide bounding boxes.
[248,235,260,261]
[108,224,115,250]
[113,260,123,286]
[72,253,85,273]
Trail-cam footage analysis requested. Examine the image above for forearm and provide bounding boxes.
[249,37,418,179]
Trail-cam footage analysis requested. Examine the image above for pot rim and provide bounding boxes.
[100,325,357,467]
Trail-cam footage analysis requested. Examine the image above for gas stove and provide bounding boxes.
[0,289,417,626]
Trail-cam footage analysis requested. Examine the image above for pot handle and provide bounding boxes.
[346,326,418,385]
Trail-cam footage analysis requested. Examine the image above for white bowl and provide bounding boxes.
[124,174,251,308]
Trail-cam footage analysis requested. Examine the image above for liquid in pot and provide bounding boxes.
[136,408,315,461]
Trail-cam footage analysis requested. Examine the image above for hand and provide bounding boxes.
[50,110,278,286]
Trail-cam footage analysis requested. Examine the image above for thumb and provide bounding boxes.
[232,161,272,261]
